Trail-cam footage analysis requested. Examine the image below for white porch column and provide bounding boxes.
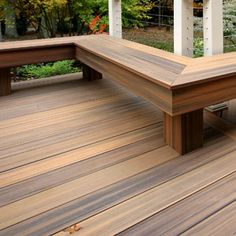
[203,1,226,111]
[109,0,122,38]
[174,0,193,57]
[203,0,224,56]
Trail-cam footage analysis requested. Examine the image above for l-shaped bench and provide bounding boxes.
[1,35,236,154]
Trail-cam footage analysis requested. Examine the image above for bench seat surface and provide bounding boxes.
[75,36,188,88]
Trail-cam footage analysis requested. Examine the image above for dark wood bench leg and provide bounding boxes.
[0,68,11,96]
[83,64,102,81]
[164,109,203,155]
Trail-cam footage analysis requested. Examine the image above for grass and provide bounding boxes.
[17,60,80,80]
[123,27,174,52]
[123,26,236,57]
[132,37,173,52]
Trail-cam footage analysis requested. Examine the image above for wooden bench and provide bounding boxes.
[1,35,236,155]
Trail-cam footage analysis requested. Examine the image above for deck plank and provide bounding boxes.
[0,132,164,207]
[118,173,236,236]
[0,77,235,236]
[0,79,123,121]
[0,98,153,147]
[0,105,161,172]
[70,151,236,236]
[0,146,178,230]
[76,36,185,86]
[0,124,164,188]
[1,136,234,236]
[182,201,236,236]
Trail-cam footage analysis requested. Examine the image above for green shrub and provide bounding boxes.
[17,60,80,80]
[193,37,204,58]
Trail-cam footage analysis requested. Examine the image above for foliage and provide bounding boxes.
[122,0,155,28]
[193,0,236,55]
[17,60,80,79]
[193,37,204,58]
[89,15,108,34]
[194,17,203,32]
[135,37,173,52]
[223,0,236,46]
[6,0,154,38]
[132,36,204,57]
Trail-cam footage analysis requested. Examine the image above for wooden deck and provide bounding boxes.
[1,36,236,155]
[0,75,235,236]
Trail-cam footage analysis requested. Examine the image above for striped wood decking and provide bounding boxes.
[0,75,235,236]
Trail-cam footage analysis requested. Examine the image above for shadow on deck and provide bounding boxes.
[0,75,235,236]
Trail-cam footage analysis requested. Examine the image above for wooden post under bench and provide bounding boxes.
[83,64,102,81]
[0,68,11,96]
[164,109,204,155]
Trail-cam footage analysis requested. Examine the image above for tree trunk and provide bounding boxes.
[39,16,50,38]
[0,23,3,41]
[4,1,18,38]
[39,14,57,38]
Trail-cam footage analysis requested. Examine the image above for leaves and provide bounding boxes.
[1,0,155,38]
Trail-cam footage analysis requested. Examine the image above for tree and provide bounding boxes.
[4,0,18,38]
[0,24,2,41]
[224,0,236,46]
[13,0,155,38]
[122,0,155,27]
[0,2,3,41]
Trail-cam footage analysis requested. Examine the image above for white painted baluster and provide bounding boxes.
[109,0,122,38]
[203,0,224,56]
[174,0,193,57]
[203,0,227,112]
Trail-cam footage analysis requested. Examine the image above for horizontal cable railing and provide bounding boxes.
[122,5,236,56]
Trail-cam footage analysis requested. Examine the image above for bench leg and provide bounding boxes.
[0,68,11,96]
[164,109,203,155]
[83,64,102,81]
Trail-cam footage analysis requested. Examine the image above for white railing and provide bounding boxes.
[109,0,236,56]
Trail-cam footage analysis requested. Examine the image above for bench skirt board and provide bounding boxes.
[76,47,173,115]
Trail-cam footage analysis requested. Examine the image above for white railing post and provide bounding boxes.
[109,0,122,38]
[203,0,226,111]
[203,0,224,56]
[174,0,193,57]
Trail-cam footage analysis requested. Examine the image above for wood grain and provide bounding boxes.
[172,75,236,115]
[66,150,236,236]
[0,68,11,96]
[2,137,234,236]
[0,46,75,68]
[0,146,178,230]
[0,77,235,236]
[118,173,236,236]
[182,201,236,236]
[75,37,184,87]
[0,132,163,207]
[1,35,236,155]
[0,124,163,188]
[164,109,203,154]
[83,64,102,81]
[76,47,173,115]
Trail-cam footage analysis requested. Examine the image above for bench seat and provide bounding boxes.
[0,35,236,154]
